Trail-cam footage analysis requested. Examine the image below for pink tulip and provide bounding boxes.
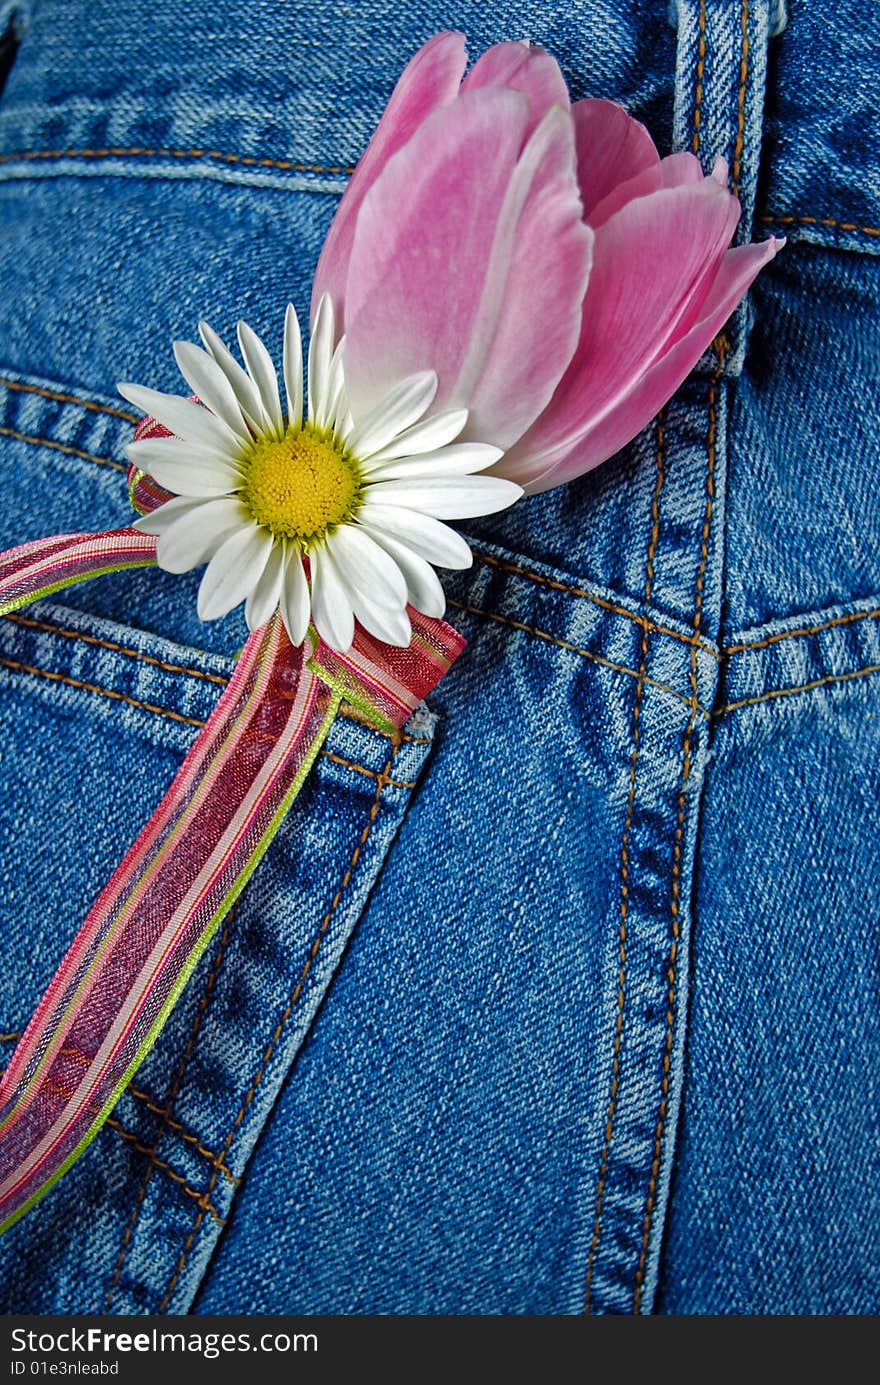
[313,32,781,494]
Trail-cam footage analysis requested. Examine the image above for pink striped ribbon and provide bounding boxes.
[0,424,465,1232]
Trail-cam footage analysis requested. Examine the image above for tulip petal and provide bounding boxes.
[344,91,591,450]
[588,150,704,228]
[572,98,660,220]
[461,40,570,143]
[521,238,782,492]
[459,106,593,446]
[499,177,742,481]
[343,87,529,419]
[311,31,468,326]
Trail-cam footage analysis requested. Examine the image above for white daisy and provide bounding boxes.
[119,296,521,652]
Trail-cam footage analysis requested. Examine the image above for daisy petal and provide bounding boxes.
[117,383,238,452]
[308,293,336,426]
[280,546,311,646]
[366,475,521,519]
[153,497,250,573]
[345,372,438,459]
[323,338,348,434]
[362,441,502,482]
[237,320,284,436]
[198,320,267,429]
[133,494,206,535]
[357,503,473,569]
[326,524,408,608]
[348,594,412,648]
[282,303,304,431]
[126,435,241,473]
[197,524,274,621]
[125,440,241,498]
[362,408,468,464]
[309,543,355,652]
[173,341,251,443]
[358,522,447,617]
[245,540,285,630]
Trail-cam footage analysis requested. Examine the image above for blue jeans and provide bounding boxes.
[0,0,878,1314]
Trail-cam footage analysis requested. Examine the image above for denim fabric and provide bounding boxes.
[0,0,878,1315]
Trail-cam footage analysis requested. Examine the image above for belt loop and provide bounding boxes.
[671,0,778,371]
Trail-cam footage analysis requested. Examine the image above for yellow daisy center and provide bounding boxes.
[241,424,362,545]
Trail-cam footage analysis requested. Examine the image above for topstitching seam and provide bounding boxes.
[760,213,880,239]
[0,146,358,175]
[583,410,667,1312]
[0,374,139,423]
[155,741,400,1312]
[632,345,725,1313]
[0,1034,228,1208]
[0,150,876,242]
[4,413,876,662]
[104,906,236,1308]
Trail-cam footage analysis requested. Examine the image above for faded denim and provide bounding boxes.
[0,0,877,1315]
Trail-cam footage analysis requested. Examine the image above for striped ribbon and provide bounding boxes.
[0,425,465,1233]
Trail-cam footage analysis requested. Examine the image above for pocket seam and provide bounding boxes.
[155,738,401,1312]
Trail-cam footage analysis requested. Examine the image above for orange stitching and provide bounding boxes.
[0,146,356,175]
[157,741,400,1312]
[104,1118,225,1225]
[725,606,880,655]
[7,611,229,686]
[472,551,720,659]
[0,425,126,472]
[716,663,880,716]
[2,1035,232,1181]
[585,412,667,1312]
[125,1086,239,1183]
[447,599,712,719]
[692,0,708,154]
[320,749,416,789]
[632,347,724,1313]
[0,649,426,770]
[731,0,750,199]
[0,654,207,727]
[2,614,426,744]
[105,908,235,1308]
[760,213,880,239]
[0,374,139,423]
